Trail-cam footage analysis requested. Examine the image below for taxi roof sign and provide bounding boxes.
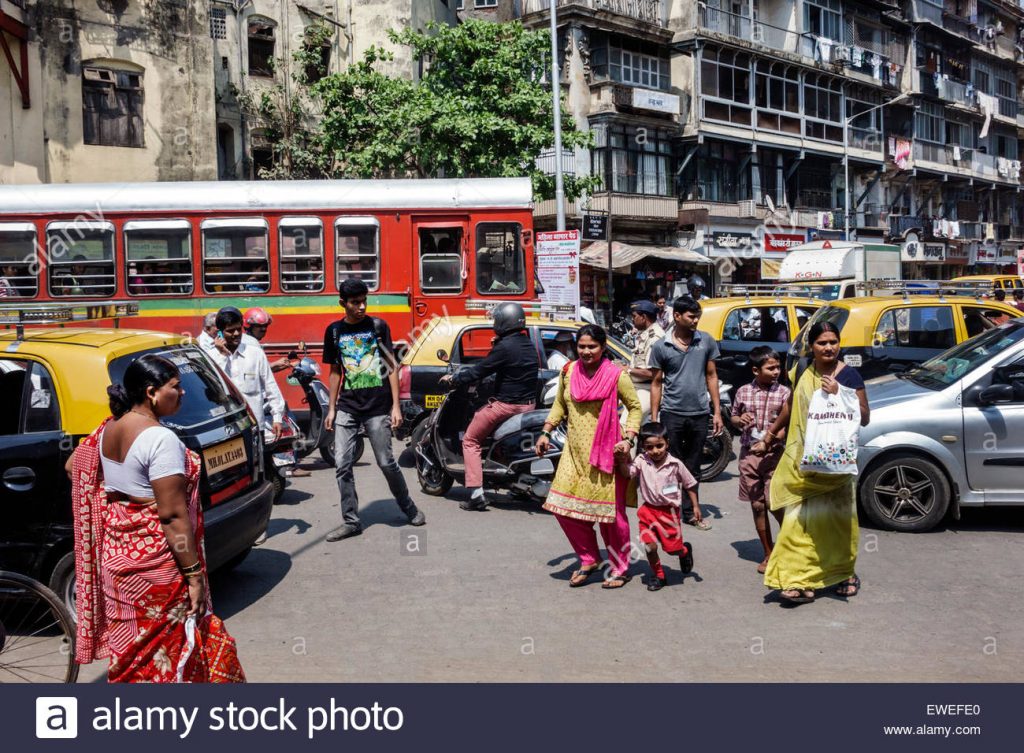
[0,301,139,339]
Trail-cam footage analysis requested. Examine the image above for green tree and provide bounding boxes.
[247,19,598,199]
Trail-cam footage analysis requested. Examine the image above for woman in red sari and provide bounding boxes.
[69,354,244,682]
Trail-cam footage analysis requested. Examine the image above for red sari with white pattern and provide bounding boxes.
[71,417,244,683]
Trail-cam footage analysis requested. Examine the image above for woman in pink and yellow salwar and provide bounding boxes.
[535,325,642,589]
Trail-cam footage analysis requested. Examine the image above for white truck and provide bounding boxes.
[774,240,901,300]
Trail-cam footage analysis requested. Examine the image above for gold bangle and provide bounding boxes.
[184,570,205,581]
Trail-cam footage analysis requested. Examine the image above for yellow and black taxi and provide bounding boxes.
[697,293,823,389]
[397,315,630,437]
[0,307,273,616]
[950,274,1023,293]
[787,288,1024,380]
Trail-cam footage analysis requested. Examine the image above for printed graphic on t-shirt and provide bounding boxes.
[337,332,384,391]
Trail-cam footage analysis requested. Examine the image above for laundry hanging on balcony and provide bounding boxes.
[977,93,997,139]
[888,137,912,171]
[815,37,835,63]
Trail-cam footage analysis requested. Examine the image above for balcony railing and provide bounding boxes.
[914,1,944,25]
[697,4,808,57]
[958,222,982,239]
[534,192,678,221]
[535,149,576,177]
[914,141,951,166]
[521,0,663,26]
[849,126,884,152]
[972,152,998,179]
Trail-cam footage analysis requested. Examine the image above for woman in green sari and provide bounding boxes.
[758,321,870,605]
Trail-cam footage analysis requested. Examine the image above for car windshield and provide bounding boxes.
[902,322,1024,390]
[790,305,850,357]
[108,345,247,427]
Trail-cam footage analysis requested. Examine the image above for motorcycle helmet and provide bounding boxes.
[687,274,706,293]
[492,302,526,336]
[244,307,272,327]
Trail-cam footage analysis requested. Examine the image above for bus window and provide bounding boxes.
[280,217,324,293]
[46,221,115,298]
[0,223,39,298]
[335,217,379,290]
[201,218,269,294]
[419,228,462,294]
[124,219,193,296]
[476,223,525,295]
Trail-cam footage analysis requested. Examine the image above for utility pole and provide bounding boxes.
[606,210,614,322]
[550,1,566,231]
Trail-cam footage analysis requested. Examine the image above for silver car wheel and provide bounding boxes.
[872,465,936,522]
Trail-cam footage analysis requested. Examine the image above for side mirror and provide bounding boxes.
[977,383,1015,406]
[436,348,450,363]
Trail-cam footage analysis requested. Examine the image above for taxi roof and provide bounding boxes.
[817,296,1022,313]
[0,328,184,355]
[698,297,823,331]
[950,275,1019,282]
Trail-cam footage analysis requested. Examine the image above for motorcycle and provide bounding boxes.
[608,317,637,350]
[412,350,563,503]
[284,345,365,467]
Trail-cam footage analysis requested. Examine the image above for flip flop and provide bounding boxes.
[835,575,861,598]
[780,589,815,604]
[601,574,632,590]
[569,565,601,588]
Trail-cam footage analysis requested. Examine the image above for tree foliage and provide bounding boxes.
[243,19,598,200]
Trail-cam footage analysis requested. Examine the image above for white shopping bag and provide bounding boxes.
[799,385,861,475]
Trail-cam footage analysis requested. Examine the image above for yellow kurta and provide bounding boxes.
[764,364,859,591]
[541,362,642,524]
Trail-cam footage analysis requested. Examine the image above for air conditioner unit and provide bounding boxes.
[738,200,757,218]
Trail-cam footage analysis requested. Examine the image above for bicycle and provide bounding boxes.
[0,570,78,683]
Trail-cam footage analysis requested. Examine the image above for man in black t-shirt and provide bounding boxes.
[323,279,425,541]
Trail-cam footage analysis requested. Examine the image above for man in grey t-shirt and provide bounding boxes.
[650,296,723,529]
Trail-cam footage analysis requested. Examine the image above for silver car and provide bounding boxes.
[857,320,1024,532]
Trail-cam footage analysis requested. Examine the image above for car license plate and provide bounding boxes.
[204,437,247,475]
[425,393,445,409]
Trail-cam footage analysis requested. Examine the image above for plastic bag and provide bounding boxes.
[799,385,861,475]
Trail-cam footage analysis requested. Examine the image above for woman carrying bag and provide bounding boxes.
[757,321,870,605]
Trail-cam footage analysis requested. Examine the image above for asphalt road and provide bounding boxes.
[79,442,1024,683]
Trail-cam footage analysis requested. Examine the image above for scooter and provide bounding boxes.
[284,345,364,467]
[263,412,302,503]
[412,351,563,503]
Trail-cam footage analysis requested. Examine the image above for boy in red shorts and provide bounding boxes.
[616,422,699,591]
[731,346,790,574]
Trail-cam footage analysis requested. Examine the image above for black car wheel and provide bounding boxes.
[415,447,454,496]
[860,455,951,532]
[700,431,732,482]
[48,551,77,623]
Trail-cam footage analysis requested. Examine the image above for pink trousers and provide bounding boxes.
[556,484,631,577]
[462,399,534,488]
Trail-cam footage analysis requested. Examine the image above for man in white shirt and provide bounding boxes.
[209,307,285,438]
[196,313,219,354]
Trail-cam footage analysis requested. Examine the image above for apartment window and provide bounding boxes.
[82,66,144,148]
[754,61,800,134]
[995,133,1019,161]
[680,142,743,204]
[592,124,673,196]
[124,220,193,296]
[846,86,882,148]
[804,0,842,41]
[915,102,943,144]
[474,0,497,6]
[248,19,276,77]
[335,218,380,291]
[701,48,752,126]
[201,219,270,294]
[47,222,116,298]
[279,217,324,293]
[803,74,843,142]
[945,113,975,150]
[972,59,991,95]
[590,31,670,91]
[210,7,227,39]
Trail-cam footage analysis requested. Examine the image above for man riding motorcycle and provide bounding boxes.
[439,302,540,511]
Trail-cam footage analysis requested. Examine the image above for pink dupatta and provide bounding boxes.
[570,357,623,474]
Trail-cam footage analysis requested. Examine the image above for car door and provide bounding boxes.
[868,304,956,379]
[961,355,1024,501]
[0,360,67,574]
[717,305,790,387]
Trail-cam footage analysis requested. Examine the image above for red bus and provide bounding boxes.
[0,177,536,407]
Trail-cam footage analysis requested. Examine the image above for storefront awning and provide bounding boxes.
[580,241,712,271]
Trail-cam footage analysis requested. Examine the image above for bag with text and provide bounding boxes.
[799,386,861,475]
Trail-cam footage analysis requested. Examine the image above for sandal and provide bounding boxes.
[601,574,632,589]
[569,565,601,588]
[647,576,668,592]
[835,575,861,598]
[780,589,815,604]
[757,557,769,575]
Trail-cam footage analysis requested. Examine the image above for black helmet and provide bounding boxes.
[687,274,706,291]
[492,302,526,336]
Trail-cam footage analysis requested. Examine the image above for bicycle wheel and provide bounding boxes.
[0,571,78,683]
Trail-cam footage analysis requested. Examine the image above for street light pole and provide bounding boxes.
[844,93,910,241]
[550,0,566,231]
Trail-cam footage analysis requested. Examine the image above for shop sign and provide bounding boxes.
[764,233,804,253]
[900,233,921,262]
[946,242,969,261]
[631,88,680,114]
[976,242,998,263]
[711,231,756,257]
[582,214,608,241]
[922,243,945,262]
